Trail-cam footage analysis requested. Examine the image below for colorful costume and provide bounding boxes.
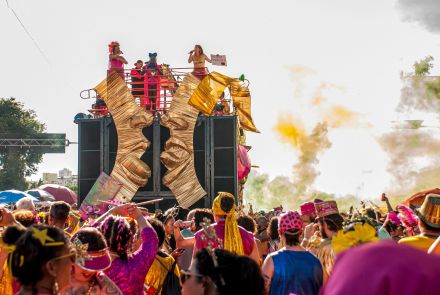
[130,67,145,107]
[144,53,162,111]
[195,192,254,256]
[191,54,208,80]
[145,254,180,295]
[104,227,158,295]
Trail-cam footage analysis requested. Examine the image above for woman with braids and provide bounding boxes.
[2,223,75,295]
[262,211,323,295]
[69,227,122,295]
[266,216,280,256]
[193,192,260,264]
[95,203,158,295]
[182,248,265,295]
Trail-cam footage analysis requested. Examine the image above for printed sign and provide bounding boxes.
[79,172,121,218]
[211,54,227,66]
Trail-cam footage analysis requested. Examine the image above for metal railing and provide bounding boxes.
[83,66,232,118]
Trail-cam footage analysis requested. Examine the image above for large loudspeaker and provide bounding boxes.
[77,115,237,209]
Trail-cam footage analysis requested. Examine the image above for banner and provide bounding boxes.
[79,172,121,218]
[211,54,227,66]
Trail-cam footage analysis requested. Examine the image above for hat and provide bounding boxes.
[300,202,316,216]
[415,193,440,229]
[148,52,157,58]
[72,237,112,271]
[315,200,339,218]
[134,60,143,66]
[278,211,303,234]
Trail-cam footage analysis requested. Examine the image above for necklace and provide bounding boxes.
[86,278,96,295]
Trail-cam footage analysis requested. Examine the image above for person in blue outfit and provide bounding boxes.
[262,210,323,295]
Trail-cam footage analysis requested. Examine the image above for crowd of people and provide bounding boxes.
[1,190,440,295]
[106,42,211,112]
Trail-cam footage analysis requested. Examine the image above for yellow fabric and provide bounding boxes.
[193,54,206,68]
[212,192,244,256]
[316,238,335,277]
[0,261,13,295]
[229,80,259,133]
[145,254,180,295]
[188,72,259,133]
[188,72,234,115]
[398,235,436,252]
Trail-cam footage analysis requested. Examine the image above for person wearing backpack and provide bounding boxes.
[146,218,182,295]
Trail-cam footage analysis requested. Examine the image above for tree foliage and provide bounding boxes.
[0,98,46,190]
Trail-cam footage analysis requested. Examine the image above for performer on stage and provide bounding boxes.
[108,41,128,79]
[188,45,211,80]
[144,53,163,111]
[130,60,146,108]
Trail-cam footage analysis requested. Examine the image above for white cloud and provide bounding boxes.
[397,0,440,33]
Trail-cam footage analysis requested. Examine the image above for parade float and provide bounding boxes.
[77,48,258,212]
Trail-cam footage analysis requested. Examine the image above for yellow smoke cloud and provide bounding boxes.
[275,115,306,148]
[323,105,360,128]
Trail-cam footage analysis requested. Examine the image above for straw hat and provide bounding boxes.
[416,194,440,229]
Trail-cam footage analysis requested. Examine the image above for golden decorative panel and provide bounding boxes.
[160,74,207,208]
[95,72,154,202]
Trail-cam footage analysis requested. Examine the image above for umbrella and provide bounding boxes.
[38,184,78,205]
[0,190,39,203]
[25,189,56,202]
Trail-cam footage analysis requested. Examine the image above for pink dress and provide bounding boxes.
[108,57,125,79]
[104,227,158,295]
[194,220,255,255]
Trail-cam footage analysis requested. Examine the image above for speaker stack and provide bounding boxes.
[77,115,238,210]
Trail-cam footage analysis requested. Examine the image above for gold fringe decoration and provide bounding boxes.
[160,74,207,208]
[95,72,154,202]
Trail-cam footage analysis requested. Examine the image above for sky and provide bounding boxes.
[1,0,440,198]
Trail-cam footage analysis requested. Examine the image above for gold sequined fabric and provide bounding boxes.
[160,74,207,208]
[95,72,154,202]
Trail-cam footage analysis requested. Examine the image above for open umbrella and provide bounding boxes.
[26,189,56,202]
[0,190,39,203]
[38,184,78,205]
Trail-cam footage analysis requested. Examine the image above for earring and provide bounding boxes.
[52,280,60,295]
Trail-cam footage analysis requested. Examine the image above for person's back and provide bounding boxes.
[269,249,322,295]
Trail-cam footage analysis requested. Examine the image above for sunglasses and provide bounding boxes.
[180,269,203,284]
[50,248,77,264]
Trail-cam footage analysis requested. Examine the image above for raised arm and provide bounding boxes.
[173,220,195,248]
[188,53,193,64]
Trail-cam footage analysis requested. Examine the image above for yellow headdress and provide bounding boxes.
[212,192,244,256]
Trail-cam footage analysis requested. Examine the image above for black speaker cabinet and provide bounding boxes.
[77,115,238,209]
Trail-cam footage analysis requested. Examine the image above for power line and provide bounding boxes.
[5,0,51,65]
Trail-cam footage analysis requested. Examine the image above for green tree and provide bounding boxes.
[0,98,45,190]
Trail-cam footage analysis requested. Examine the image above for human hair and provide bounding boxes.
[71,227,107,252]
[195,44,204,55]
[237,215,257,234]
[283,229,301,246]
[49,201,71,224]
[320,213,344,232]
[193,209,214,231]
[267,216,279,241]
[149,218,166,248]
[16,197,35,211]
[420,219,440,233]
[195,248,265,295]
[220,196,234,214]
[13,209,36,227]
[3,224,69,286]
[99,215,132,261]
